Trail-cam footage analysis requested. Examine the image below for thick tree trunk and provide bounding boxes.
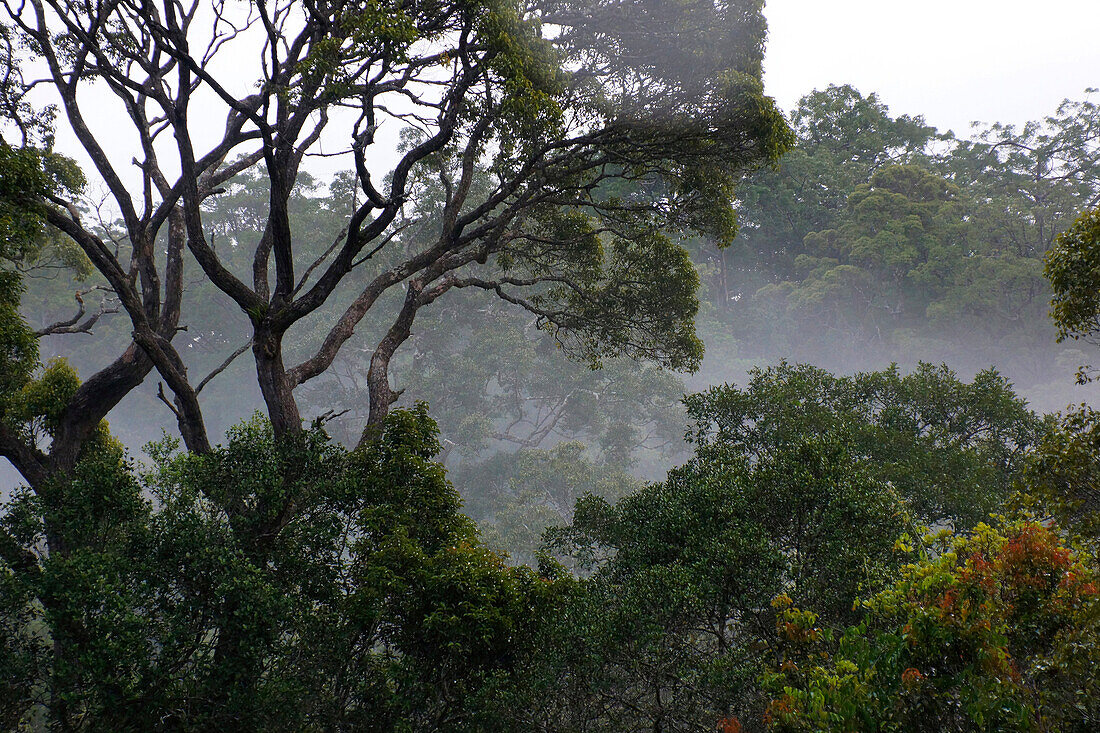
[49,344,153,474]
[363,352,399,444]
[254,328,302,438]
[171,390,214,455]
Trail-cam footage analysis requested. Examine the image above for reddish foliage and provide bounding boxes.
[717,716,743,733]
[997,524,1071,593]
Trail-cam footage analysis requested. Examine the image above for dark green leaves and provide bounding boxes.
[685,362,1044,527]
[1,408,569,730]
[1046,208,1100,345]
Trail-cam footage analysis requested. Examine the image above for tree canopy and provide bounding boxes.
[0,0,790,477]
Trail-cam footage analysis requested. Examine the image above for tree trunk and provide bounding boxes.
[360,286,422,446]
[49,343,153,474]
[254,328,302,438]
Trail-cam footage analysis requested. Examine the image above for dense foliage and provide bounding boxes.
[535,428,911,729]
[5,359,1099,731]
[706,86,1100,401]
[684,362,1045,528]
[503,364,1045,731]
[1046,208,1100,378]
[762,521,1100,732]
[2,405,569,730]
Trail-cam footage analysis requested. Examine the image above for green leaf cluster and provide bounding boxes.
[0,406,570,730]
[1046,208,1100,345]
[684,361,1044,527]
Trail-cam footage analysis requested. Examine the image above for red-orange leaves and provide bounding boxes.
[998,524,1071,594]
[717,716,743,733]
[759,521,1100,731]
[900,667,923,687]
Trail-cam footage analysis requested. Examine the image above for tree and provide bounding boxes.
[1045,208,1100,359]
[0,0,790,485]
[1021,405,1100,542]
[705,86,1100,393]
[0,3,789,726]
[702,85,944,325]
[683,361,1043,527]
[738,85,942,278]
[1,405,571,730]
[1035,208,1100,540]
[454,440,642,565]
[949,92,1100,262]
[761,521,1100,732]
[748,162,1059,380]
[767,165,967,345]
[356,291,690,467]
[537,432,909,731]
[528,361,1042,730]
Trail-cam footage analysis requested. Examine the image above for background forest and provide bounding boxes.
[15,83,1100,565]
[3,1,1100,731]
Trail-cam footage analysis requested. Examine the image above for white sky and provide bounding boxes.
[763,0,1100,135]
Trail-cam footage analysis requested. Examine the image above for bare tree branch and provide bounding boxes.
[35,286,119,337]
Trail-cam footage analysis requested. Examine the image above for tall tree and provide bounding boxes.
[0,0,789,489]
[684,361,1043,527]
[526,363,1042,731]
[702,84,943,320]
[0,5,789,727]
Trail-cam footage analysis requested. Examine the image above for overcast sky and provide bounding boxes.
[763,0,1100,134]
